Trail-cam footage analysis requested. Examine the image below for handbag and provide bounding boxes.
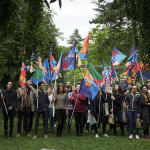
[136,116,141,128]
[108,98,114,124]
[108,113,114,124]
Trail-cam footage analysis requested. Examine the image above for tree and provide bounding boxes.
[67,29,83,44]
[0,2,60,88]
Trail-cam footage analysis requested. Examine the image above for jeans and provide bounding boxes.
[34,111,48,135]
[67,109,73,131]
[127,110,139,135]
[48,107,54,131]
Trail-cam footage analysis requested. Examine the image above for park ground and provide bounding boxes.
[0,115,150,150]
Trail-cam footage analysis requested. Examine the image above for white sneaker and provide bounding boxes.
[129,134,133,139]
[136,135,139,139]
[95,134,99,138]
[33,135,37,139]
[103,133,109,137]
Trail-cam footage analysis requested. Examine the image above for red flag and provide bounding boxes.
[19,63,26,86]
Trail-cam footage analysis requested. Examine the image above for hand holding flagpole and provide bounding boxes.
[0,89,8,115]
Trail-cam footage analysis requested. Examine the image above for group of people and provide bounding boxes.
[1,76,150,140]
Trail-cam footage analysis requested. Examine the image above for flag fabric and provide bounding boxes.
[80,63,103,100]
[51,51,64,81]
[121,48,138,78]
[49,52,57,75]
[77,54,82,67]
[111,61,117,78]
[31,52,47,73]
[111,48,127,66]
[42,58,51,85]
[19,63,26,87]
[30,67,44,85]
[131,44,136,56]
[102,60,112,92]
[79,32,90,60]
[63,42,76,70]
[27,61,35,73]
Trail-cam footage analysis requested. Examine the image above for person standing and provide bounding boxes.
[125,85,141,139]
[67,85,75,133]
[1,81,17,137]
[47,87,54,133]
[140,85,150,138]
[109,84,124,136]
[16,80,33,137]
[64,81,72,129]
[146,80,150,94]
[71,83,86,136]
[33,82,49,139]
[29,81,36,133]
[53,83,68,137]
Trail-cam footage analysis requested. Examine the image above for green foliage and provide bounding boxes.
[91,0,150,63]
[67,29,83,44]
[120,0,150,63]
[0,1,60,88]
[88,0,149,76]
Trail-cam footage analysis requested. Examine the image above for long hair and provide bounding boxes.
[57,83,65,94]
[141,85,148,102]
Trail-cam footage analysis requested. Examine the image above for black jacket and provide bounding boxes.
[140,93,150,124]
[109,94,124,112]
[33,91,49,112]
[2,89,17,113]
[125,93,140,113]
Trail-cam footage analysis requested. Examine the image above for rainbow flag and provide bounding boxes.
[80,63,103,100]
[79,32,90,60]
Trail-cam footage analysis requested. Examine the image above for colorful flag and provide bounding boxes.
[111,61,117,78]
[79,32,90,60]
[63,42,77,70]
[51,51,64,81]
[131,44,136,56]
[30,67,44,85]
[80,63,103,100]
[19,63,26,87]
[111,48,127,66]
[49,51,57,75]
[42,58,51,85]
[121,48,138,78]
[102,60,112,92]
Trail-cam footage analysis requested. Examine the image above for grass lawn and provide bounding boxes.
[0,114,150,150]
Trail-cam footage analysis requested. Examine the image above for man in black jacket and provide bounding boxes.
[33,82,49,139]
[1,81,17,137]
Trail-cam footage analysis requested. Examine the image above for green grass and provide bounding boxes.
[0,114,150,150]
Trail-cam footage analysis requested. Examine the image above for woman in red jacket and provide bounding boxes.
[71,83,86,136]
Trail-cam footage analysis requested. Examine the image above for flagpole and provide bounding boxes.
[0,89,8,115]
[69,53,77,125]
[36,78,39,109]
[53,80,57,117]
[140,70,144,85]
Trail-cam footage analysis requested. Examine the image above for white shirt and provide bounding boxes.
[48,94,53,108]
